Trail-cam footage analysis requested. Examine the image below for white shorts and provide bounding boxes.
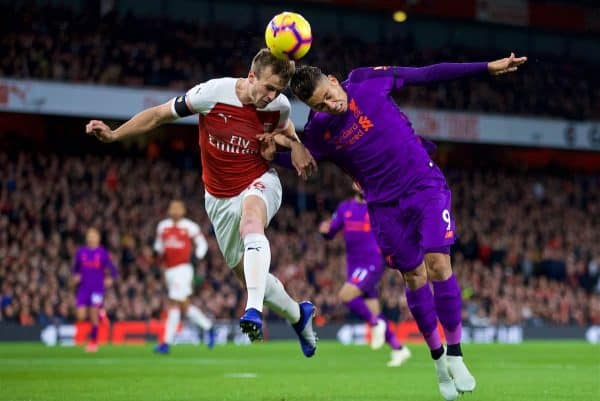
[164,263,194,301]
[205,168,282,268]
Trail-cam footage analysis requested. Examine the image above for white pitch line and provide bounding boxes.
[224,373,257,379]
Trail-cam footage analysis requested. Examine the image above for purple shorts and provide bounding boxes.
[368,186,455,272]
[347,263,385,299]
[76,287,104,308]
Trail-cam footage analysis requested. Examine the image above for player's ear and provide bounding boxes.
[327,75,339,86]
[248,70,256,83]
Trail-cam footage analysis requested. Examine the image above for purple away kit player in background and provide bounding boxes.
[321,182,411,367]
[72,227,118,352]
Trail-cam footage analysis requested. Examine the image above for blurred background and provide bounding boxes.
[0,0,598,345]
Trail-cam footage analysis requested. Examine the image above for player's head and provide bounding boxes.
[352,182,364,201]
[248,48,295,109]
[86,228,100,248]
[168,200,186,221]
[290,65,348,114]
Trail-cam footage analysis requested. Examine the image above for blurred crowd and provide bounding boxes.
[1,151,599,328]
[1,3,598,120]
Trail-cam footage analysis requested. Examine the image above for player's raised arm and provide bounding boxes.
[85,101,178,142]
[349,52,527,86]
[320,205,345,239]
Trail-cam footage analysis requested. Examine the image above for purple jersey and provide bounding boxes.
[72,246,117,291]
[323,198,382,269]
[298,63,487,203]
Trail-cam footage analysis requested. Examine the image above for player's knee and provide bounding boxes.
[425,254,452,281]
[402,262,428,289]
[338,284,361,303]
[239,216,264,238]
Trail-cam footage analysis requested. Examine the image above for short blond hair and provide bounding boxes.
[251,48,295,83]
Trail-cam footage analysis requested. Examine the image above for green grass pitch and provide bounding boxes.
[1,341,598,401]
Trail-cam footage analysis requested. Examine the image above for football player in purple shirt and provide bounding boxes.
[277,53,527,400]
[72,228,118,352]
[321,182,411,367]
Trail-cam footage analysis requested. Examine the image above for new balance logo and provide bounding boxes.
[247,246,262,252]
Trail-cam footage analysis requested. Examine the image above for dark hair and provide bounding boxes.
[251,48,295,83]
[290,65,325,102]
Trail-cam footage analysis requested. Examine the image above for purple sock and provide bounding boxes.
[345,297,378,326]
[90,325,98,343]
[405,284,442,350]
[379,314,402,350]
[432,275,462,345]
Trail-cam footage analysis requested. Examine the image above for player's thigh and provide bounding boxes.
[88,306,100,324]
[368,203,423,271]
[338,282,363,302]
[419,187,456,253]
[76,306,87,321]
[241,168,282,227]
[205,192,244,268]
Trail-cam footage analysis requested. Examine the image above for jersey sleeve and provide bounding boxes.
[323,202,346,240]
[274,95,291,131]
[349,63,488,91]
[71,249,81,275]
[153,222,164,255]
[170,80,218,117]
[301,111,333,161]
[189,221,208,260]
[103,249,118,279]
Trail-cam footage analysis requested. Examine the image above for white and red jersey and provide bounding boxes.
[154,218,208,269]
[170,78,290,197]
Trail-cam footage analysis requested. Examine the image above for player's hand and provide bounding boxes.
[487,52,527,76]
[259,135,277,161]
[290,142,318,180]
[319,220,331,234]
[72,274,81,288]
[104,277,113,288]
[85,120,118,142]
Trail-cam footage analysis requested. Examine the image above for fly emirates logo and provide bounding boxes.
[164,236,186,249]
[208,134,258,155]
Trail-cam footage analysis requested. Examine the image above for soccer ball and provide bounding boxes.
[265,12,312,60]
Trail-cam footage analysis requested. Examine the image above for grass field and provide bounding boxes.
[1,341,598,401]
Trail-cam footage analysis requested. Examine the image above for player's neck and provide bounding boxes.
[235,78,253,105]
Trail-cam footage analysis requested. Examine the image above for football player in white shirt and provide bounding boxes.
[154,200,214,354]
[86,49,318,357]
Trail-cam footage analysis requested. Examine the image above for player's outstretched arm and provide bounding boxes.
[351,52,526,86]
[85,101,177,142]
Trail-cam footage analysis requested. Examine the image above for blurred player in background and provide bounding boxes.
[153,200,214,354]
[285,52,527,399]
[320,182,411,367]
[72,227,118,353]
[85,48,319,357]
